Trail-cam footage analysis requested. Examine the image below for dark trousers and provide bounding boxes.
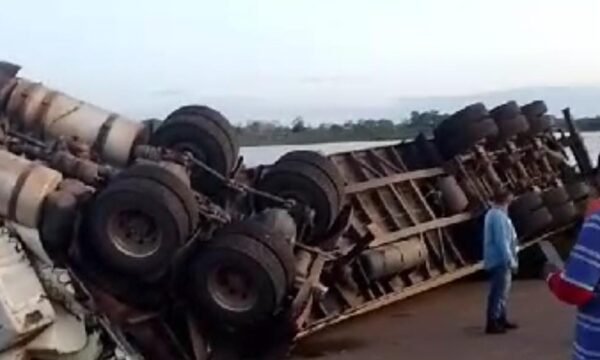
[486,265,512,323]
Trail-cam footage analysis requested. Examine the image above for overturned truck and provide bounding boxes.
[0,61,594,359]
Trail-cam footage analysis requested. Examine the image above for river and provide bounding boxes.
[240,132,600,167]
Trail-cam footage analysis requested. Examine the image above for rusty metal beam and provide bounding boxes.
[345,167,445,194]
[297,262,484,339]
[369,212,476,248]
[298,223,577,339]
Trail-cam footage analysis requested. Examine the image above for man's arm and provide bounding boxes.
[546,215,600,306]
[547,271,594,306]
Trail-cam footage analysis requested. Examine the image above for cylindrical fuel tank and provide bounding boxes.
[437,175,469,213]
[3,78,144,166]
[361,238,428,280]
[0,150,62,228]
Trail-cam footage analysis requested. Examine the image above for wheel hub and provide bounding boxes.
[109,209,162,258]
[207,265,258,313]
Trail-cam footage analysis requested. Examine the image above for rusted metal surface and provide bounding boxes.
[0,60,594,359]
[292,111,593,337]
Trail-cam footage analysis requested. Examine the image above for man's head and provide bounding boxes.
[492,188,513,209]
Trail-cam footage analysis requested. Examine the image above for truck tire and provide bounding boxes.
[576,198,590,215]
[490,101,529,139]
[86,178,188,277]
[542,187,570,207]
[566,181,591,201]
[521,100,548,118]
[490,101,521,121]
[435,117,497,158]
[513,207,553,238]
[217,216,297,288]
[467,117,499,143]
[415,133,444,167]
[117,162,199,233]
[256,160,340,237]
[455,102,489,123]
[167,105,239,165]
[150,109,237,194]
[548,202,577,226]
[402,143,424,170]
[277,150,345,207]
[528,114,554,135]
[509,191,543,217]
[188,234,286,330]
[40,190,79,261]
[434,103,489,141]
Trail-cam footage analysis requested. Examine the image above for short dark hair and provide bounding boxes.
[492,188,512,204]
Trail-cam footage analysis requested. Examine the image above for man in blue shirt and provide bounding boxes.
[483,188,518,334]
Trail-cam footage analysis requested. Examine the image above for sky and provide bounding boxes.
[1,0,600,123]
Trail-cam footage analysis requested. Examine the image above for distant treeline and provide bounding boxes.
[234,111,600,146]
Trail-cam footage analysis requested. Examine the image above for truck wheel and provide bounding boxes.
[548,202,577,226]
[435,119,497,158]
[521,100,548,118]
[455,102,489,123]
[527,114,554,135]
[217,215,297,288]
[86,178,188,277]
[415,133,444,167]
[467,117,499,143]
[256,160,340,238]
[434,103,488,139]
[490,101,529,139]
[434,104,497,158]
[490,101,520,121]
[278,151,344,204]
[167,105,239,165]
[542,187,570,207]
[150,107,237,194]
[576,198,590,215]
[566,181,591,201]
[117,162,199,233]
[40,190,79,262]
[402,143,424,170]
[513,207,553,238]
[188,233,286,330]
[509,192,543,217]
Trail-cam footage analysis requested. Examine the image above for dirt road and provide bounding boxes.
[292,279,575,360]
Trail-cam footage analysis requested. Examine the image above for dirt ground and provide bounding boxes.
[291,279,575,360]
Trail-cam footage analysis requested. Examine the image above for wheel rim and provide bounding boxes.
[207,265,258,312]
[108,209,162,258]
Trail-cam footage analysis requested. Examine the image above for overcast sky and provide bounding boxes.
[1,0,599,123]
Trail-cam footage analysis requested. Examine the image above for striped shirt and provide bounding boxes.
[563,212,600,360]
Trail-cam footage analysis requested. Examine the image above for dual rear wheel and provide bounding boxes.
[188,212,296,331]
[81,162,197,287]
[255,150,345,241]
[149,105,239,195]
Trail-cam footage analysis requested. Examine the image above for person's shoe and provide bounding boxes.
[485,321,506,334]
[502,320,519,330]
